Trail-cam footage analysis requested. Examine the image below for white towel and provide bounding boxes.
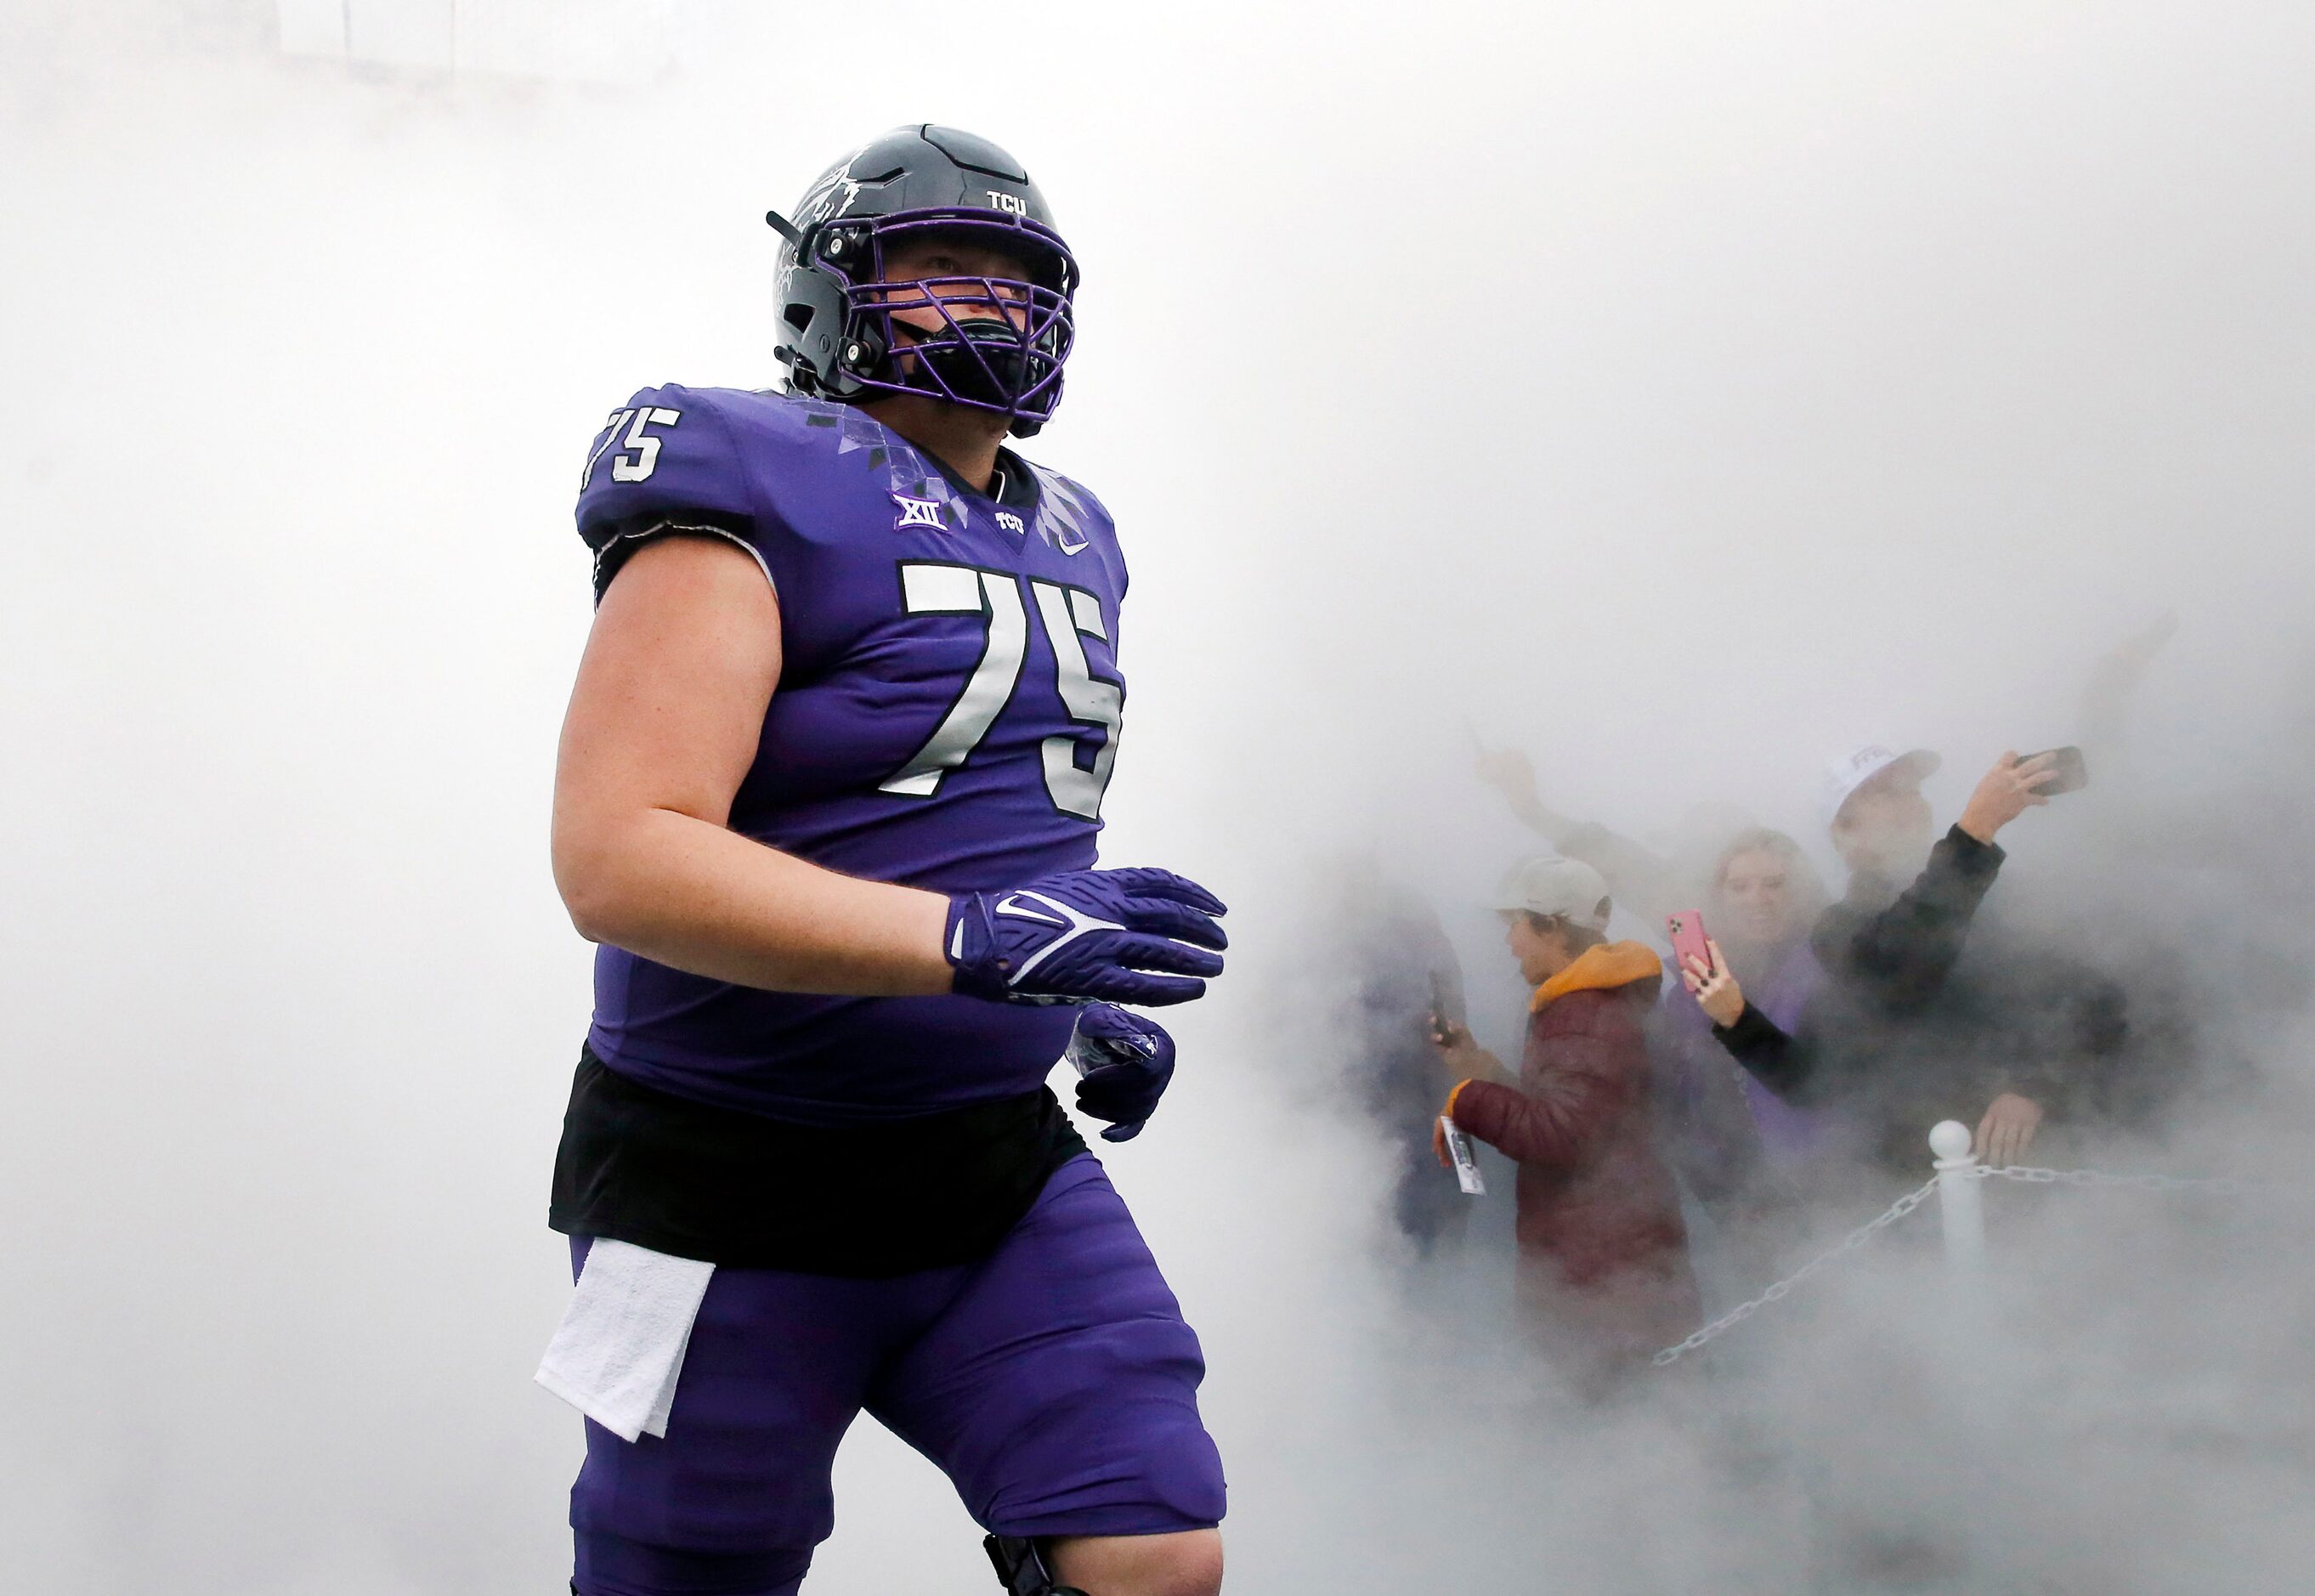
[535,1239,716,1442]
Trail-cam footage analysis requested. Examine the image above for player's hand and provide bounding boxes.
[945,867,1227,1006]
[1682,937,1746,1028]
[1974,1091,2045,1167]
[1067,1005,1175,1143]
[1956,751,2061,845]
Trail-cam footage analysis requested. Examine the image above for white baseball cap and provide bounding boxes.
[1491,855,1613,930]
[1820,744,1942,829]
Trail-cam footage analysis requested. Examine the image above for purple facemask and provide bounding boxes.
[805,209,1077,427]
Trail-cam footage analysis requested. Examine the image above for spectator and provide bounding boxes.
[1682,744,2066,1171]
[1327,856,1473,1256]
[1430,856,1699,1391]
[1654,829,1837,1215]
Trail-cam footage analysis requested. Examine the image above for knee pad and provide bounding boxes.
[984,1535,1089,1596]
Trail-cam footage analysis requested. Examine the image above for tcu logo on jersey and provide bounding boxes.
[995,511,1026,535]
[985,190,1027,217]
[892,494,948,531]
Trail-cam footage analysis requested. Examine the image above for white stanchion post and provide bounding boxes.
[1930,1119,1986,1275]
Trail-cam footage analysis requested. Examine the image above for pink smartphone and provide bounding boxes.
[1666,910,1712,978]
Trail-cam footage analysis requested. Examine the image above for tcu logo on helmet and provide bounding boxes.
[985,190,1027,217]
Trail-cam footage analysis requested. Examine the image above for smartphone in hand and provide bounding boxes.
[1667,910,1712,977]
[2023,746,2090,795]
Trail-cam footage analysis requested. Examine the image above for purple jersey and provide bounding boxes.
[574,385,1128,1125]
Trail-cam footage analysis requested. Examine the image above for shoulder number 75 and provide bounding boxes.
[580,407,682,488]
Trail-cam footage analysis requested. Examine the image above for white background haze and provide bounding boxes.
[3,2,2312,1590]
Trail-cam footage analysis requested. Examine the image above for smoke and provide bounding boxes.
[3,2,2313,1590]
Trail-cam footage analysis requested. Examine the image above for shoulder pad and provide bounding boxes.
[575,385,756,552]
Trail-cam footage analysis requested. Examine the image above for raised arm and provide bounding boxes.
[1824,751,2062,1010]
[2078,612,2176,765]
[1469,740,1678,922]
[552,535,957,997]
[1471,741,1584,846]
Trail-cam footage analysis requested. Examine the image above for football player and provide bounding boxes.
[546,125,1231,1596]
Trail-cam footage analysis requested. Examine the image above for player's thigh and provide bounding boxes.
[569,1244,935,1583]
[867,1155,1227,1539]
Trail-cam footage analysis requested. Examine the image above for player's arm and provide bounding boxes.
[552,534,956,996]
[552,533,1228,1005]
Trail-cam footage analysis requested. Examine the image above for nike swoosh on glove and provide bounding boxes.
[1067,1004,1176,1142]
[945,867,1227,1006]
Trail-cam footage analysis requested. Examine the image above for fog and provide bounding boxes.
[4,3,2312,1590]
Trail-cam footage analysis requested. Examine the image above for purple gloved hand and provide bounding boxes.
[944,867,1227,1006]
[1068,1005,1176,1143]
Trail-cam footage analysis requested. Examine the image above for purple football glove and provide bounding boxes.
[945,866,1227,1007]
[1068,1005,1175,1143]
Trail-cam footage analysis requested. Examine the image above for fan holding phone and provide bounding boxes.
[1656,833,1837,1186]
[1683,744,2084,1171]
[1426,854,1701,1389]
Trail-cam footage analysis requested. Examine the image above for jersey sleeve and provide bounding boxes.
[575,385,773,601]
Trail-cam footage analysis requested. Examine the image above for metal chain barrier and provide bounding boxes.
[1650,1176,1939,1367]
[1976,1163,2249,1197]
[1972,1163,2315,1200]
[1652,1155,2307,1368]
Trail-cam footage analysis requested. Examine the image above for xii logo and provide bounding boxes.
[891,494,948,531]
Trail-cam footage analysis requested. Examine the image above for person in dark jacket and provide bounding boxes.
[1327,856,1473,1255]
[1682,744,2068,1172]
[1430,856,1699,1392]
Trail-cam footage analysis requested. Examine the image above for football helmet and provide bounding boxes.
[767,124,1078,438]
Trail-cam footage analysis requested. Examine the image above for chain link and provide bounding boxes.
[1651,1158,2300,1370]
[1976,1163,2264,1198]
[1650,1177,1939,1367]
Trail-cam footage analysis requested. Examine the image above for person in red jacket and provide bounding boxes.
[1431,856,1701,1392]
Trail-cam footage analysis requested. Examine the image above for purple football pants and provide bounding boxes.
[568,1154,1225,1596]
